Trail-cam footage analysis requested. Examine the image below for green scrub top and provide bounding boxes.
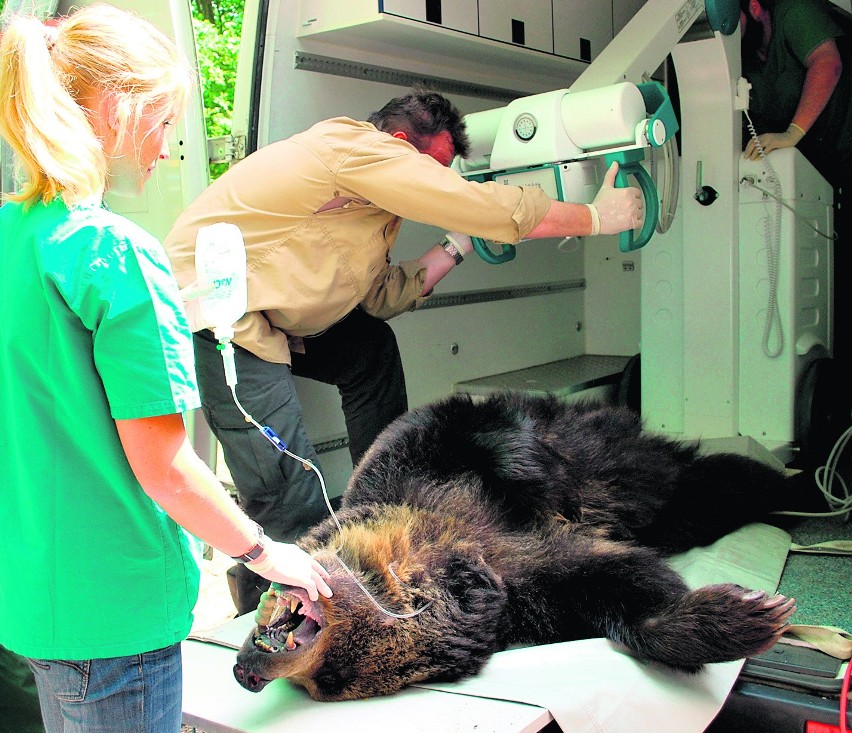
[0,196,202,660]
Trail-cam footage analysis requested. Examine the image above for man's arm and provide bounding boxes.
[792,39,843,133]
[405,163,644,297]
[744,38,842,159]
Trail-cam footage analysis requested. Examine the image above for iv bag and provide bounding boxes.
[195,222,248,341]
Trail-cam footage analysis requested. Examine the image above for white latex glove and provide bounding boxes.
[247,540,333,601]
[586,161,644,236]
[445,231,474,255]
[744,124,805,160]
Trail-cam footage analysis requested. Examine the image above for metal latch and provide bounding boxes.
[207,135,246,165]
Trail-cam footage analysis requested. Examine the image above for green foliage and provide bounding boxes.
[191,0,244,179]
[192,15,242,140]
[0,0,242,179]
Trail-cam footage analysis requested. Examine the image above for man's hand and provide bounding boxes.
[586,161,644,236]
[744,124,805,160]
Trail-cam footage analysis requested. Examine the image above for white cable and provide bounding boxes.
[744,110,785,359]
[773,423,852,520]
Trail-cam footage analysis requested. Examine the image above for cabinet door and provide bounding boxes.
[553,0,612,63]
[613,0,647,36]
[478,0,553,54]
[382,0,479,33]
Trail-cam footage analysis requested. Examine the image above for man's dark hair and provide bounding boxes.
[368,87,471,159]
[739,0,774,72]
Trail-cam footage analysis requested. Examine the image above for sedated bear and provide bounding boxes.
[233,392,796,701]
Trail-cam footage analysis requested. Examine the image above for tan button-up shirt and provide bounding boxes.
[164,117,551,363]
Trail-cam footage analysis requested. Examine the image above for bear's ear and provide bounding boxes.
[421,553,509,676]
[442,553,507,617]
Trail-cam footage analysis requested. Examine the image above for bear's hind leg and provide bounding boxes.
[618,584,796,671]
[636,452,791,554]
[539,533,795,671]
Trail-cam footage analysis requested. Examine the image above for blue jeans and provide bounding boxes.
[27,643,182,733]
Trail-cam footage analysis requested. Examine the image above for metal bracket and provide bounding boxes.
[293,52,522,103]
[207,135,247,165]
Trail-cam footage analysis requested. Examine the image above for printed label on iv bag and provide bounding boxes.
[195,222,248,340]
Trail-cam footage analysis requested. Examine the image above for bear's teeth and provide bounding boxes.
[286,632,296,651]
[290,597,299,613]
[254,636,281,653]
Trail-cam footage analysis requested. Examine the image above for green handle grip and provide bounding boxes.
[471,237,516,264]
[613,162,659,253]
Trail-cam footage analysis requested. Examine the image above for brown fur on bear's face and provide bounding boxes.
[235,572,438,701]
[235,503,510,701]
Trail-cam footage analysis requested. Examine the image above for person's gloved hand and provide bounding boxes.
[445,231,474,255]
[744,124,805,160]
[586,161,644,236]
[254,585,286,626]
[247,540,332,601]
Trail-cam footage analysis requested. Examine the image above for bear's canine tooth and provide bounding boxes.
[290,597,298,614]
[286,631,296,651]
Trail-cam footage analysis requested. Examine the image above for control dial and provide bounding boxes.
[513,113,537,142]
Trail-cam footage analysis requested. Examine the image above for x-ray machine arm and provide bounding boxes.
[457,0,753,442]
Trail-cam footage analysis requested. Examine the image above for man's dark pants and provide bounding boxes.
[193,308,408,614]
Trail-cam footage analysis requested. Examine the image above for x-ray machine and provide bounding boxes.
[454,0,836,462]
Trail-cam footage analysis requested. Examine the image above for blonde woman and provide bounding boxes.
[0,6,330,731]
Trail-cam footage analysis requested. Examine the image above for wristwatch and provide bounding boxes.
[232,523,266,563]
[441,236,464,265]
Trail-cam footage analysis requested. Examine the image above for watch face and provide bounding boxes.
[513,113,537,142]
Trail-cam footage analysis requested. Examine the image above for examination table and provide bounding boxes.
[182,522,808,733]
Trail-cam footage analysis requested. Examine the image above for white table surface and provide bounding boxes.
[181,625,554,733]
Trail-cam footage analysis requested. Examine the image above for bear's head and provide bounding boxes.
[233,505,509,700]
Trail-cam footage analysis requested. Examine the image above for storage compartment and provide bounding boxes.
[477,0,554,54]
[382,0,478,34]
[553,0,612,63]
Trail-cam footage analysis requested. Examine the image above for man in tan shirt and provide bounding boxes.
[164,89,642,612]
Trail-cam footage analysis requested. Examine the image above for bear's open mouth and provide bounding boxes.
[253,590,324,654]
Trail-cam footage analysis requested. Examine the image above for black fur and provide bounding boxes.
[234,393,795,701]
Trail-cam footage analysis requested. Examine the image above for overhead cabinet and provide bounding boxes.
[298,0,647,67]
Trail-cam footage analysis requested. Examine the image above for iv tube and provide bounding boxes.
[219,348,433,620]
[193,223,433,619]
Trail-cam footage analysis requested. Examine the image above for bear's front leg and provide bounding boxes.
[536,532,795,672]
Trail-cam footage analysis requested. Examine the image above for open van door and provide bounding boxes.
[211,0,265,165]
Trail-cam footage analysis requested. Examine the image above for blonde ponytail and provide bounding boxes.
[0,4,193,208]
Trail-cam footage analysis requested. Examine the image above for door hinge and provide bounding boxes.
[207,135,246,165]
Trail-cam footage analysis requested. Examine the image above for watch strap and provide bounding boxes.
[441,236,464,265]
[232,523,266,563]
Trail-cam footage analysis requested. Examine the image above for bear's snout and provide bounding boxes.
[233,663,271,692]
